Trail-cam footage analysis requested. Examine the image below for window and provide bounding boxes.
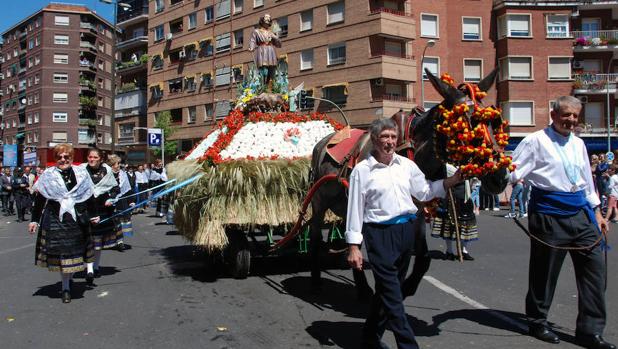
[35,56,40,65]
[301,49,313,70]
[53,73,69,83]
[254,0,263,8]
[188,13,197,30]
[34,94,39,104]
[54,34,69,45]
[327,1,345,25]
[119,123,134,138]
[55,15,70,26]
[205,6,214,23]
[323,85,347,105]
[277,17,288,38]
[188,106,197,123]
[35,35,40,46]
[204,103,214,121]
[35,17,41,28]
[34,74,40,84]
[27,114,33,125]
[34,112,39,123]
[548,57,571,80]
[155,0,164,13]
[29,39,34,49]
[232,66,243,82]
[185,76,197,91]
[216,0,231,20]
[201,73,213,87]
[546,14,569,38]
[422,57,439,79]
[34,131,39,142]
[216,32,231,53]
[233,0,242,13]
[78,129,94,144]
[154,25,164,42]
[499,56,532,80]
[53,112,68,122]
[54,54,69,64]
[300,10,313,32]
[462,17,481,40]
[463,59,482,82]
[215,67,231,86]
[234,29,244,48]
[200,40,214,57]
[503,101,533,126]
[52,131,68,142]
[28,58,34,68]
[582,18,600,37]
[152,55,163,70]
[53,92,68,103]
[168,78,183,93]
[421,13,438,37]
[498,14,531,38]
[170,18,183,34]
[327,42,346,65]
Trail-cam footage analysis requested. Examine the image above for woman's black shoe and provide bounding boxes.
[117,243,125,252]
[93,269,101,278]
[445,252,456,261]
[462,253,475,261]
[61,290,71,303]
[85,272,94,285]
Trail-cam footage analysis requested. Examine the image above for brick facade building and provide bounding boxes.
[0,3,115,166]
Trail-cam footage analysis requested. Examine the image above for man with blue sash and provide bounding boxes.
[346,118,462,349]
[511,96,614,349]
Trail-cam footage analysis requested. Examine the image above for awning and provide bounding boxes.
[321,82,349,95]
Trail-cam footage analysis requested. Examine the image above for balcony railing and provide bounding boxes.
[572,30,618,46]
[117,3,148,24]
[370,50,414,60]
[373,94,413,103]
[572,73,618,90]
[80,22,97,31]
[117,35,148,49]
[80,41,97,51]
[369,7,412,17]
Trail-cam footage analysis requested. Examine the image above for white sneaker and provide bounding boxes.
[484,208,490,211]
[519,213,528,218]
[504,213,516,218]
[493,207,500,211]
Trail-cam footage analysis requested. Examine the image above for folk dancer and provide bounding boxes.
[83,148,120,282]
[135,165,149,214]
[108,155,134,252]
[12,168,32,223]
[346,118,462,349]
[28,144,95,303]
[510,96,615,349]
[248,14,281,92]
[149,159,167,217]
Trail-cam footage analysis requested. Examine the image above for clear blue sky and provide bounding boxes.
[0,0,114,36]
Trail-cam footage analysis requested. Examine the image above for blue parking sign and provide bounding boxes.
[148,128,162,147]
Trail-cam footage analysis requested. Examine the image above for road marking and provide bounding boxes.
[0,243,35,256]
[423,275,528,332]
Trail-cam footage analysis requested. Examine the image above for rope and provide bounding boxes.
[513,217,607,251]
[109,178,177,203]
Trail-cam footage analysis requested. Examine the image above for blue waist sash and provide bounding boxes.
[378,213,417,225]
[529,187,607,249]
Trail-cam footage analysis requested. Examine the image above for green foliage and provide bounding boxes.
[79,95,97,108]
[152,110,178,159]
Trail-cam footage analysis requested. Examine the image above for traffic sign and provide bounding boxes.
[148,128,163,147]
[607,151,615,162]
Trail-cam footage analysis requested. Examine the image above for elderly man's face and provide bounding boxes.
[373,128,398,160]
[550,103,581,137]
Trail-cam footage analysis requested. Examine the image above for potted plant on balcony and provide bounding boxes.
[572,79,583,89]
[79,95,97,109]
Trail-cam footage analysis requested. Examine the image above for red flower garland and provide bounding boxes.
[198,110,344,165]
[435,73,516,177]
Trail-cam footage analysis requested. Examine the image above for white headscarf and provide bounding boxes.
[80,163,118,198]
[32,166,94,222]
[115,170,132,199]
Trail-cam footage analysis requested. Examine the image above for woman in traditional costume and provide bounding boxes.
[108,155,134,251]
[248,14,281,91]
[28,144,95,303]
[431,164,479,261]
[83,148,119,277]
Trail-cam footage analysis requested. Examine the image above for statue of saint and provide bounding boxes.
[249,14,281,92]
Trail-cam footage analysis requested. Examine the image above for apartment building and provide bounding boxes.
[0,3,115,166]
[115,0,149,164]
[147,0,416,153]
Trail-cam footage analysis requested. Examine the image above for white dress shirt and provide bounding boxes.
[345,153,446,245]
[135,171,149,184]
[510,127,599,207]
[608,174,618,199]
[149,168,167,181]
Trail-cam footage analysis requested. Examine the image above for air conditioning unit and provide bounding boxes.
[0,73,4,79]
[573,60,584,69]
[0,57,4,63]
[373,78,384,86]
[178,49,186,59]
[577,96,588,103]
[166,32,173,41]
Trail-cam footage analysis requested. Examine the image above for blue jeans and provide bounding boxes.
[510,183,525,215]
[471,188,480,208]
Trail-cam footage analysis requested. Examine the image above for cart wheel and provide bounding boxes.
[204,250,223,277]
[225,229,251,279]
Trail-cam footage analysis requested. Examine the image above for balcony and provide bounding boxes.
[79,118,98,127]
[117,35,148,50]
[572,30,618,52]
[370,49,414,60]
[80,41,97,52]
[369,7,412,18]
[367,6,414,39]
[118,135,136,144]
[372,94,414,103]
[572,73,618,94]
[79,59,96,70]
[80,22,97,32]
[117,1,148,27]
[115,88,146,117]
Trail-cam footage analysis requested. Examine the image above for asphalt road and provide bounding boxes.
[0,208,616,349]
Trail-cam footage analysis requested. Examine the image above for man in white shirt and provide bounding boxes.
[346,118,461,349]
[510,96,614,349]
[135,165,149,213]
[149,159,168,216]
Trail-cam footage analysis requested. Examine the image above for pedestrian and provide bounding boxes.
[505,179,527,218]
[12,168,32,222]
[108,155,134,252]
[470,178,481,215]
[431,164,478,261]
[605,165,618,223]
[510,96,615,349]
[1,167,15,216]
[345,118,462,349]
[135,165,149,213]
[149,159,167,217]
[24,166,35,215]
[83,148,120,281]
[143,162,152,209]
[28,144,96,303]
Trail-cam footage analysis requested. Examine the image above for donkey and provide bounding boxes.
[308,68,509,295]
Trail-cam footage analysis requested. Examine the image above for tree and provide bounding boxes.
[151,111,178,161]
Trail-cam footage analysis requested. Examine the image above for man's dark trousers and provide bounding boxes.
[526,209,607,335]
[363,220,419,349]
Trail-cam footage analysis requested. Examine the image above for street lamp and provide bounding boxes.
[99,0,132,155]
[420,39,436,108]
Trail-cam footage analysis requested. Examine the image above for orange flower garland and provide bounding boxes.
[435,73,516,177]
[199,110,344,165]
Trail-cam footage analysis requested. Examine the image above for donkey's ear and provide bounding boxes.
[425,68,459,101]
[477,68,499,92]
